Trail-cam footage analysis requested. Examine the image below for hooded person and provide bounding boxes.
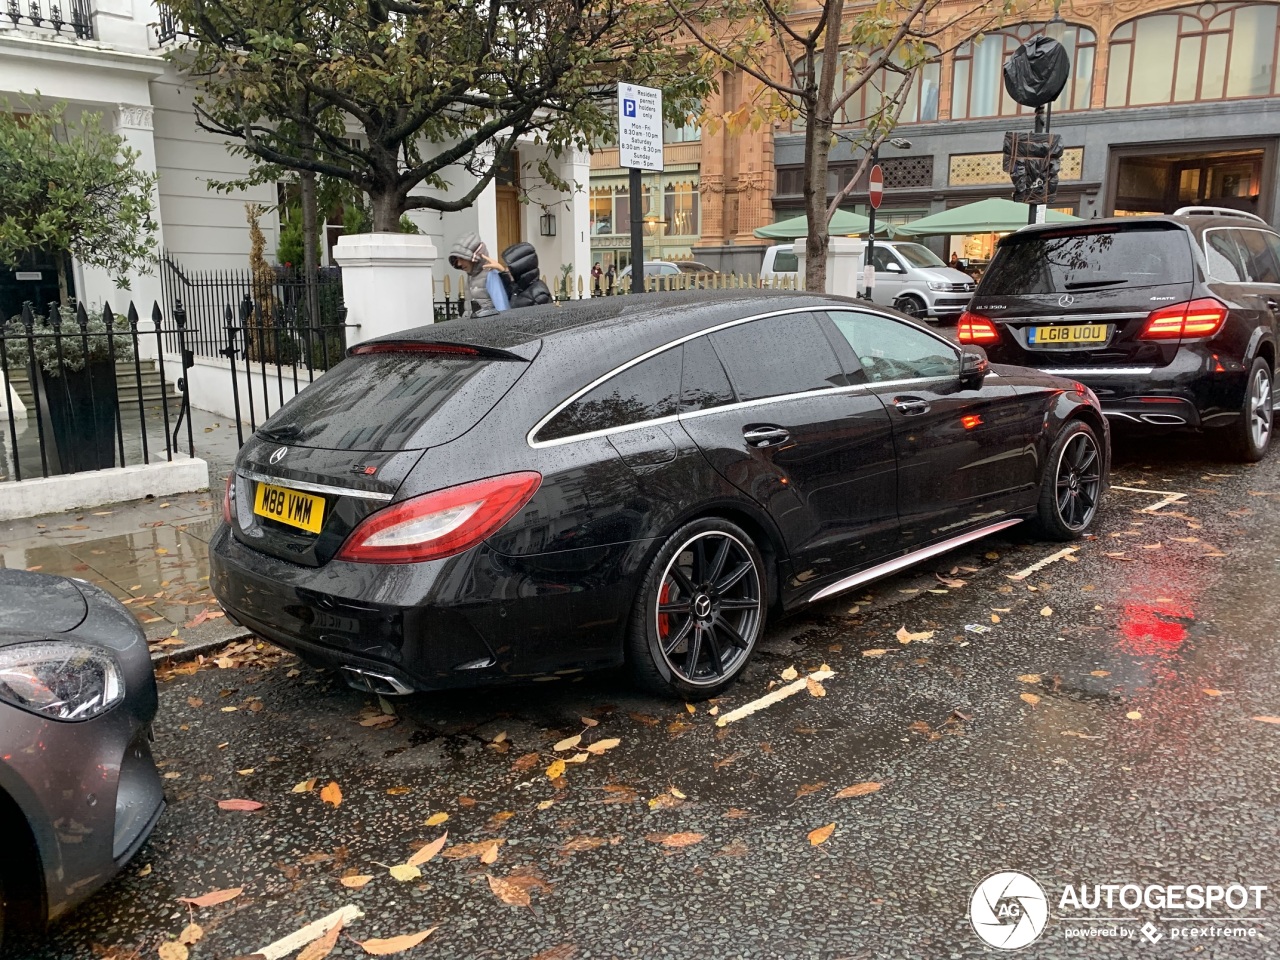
[447,232,510,317]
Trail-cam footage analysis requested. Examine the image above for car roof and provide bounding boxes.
[374,291,850,354]
[1005,212,1275,242]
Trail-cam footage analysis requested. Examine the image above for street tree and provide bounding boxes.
[0,102,157,305]
[166,0,712,233]
[671,0,1020,290]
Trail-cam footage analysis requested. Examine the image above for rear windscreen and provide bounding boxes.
[256,351,526,451]
[980,225,1193,295]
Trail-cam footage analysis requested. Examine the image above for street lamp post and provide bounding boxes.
[864,136,912,302]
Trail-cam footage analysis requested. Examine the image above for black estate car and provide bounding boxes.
[211,293,1108,699]
[960,207,1280,461]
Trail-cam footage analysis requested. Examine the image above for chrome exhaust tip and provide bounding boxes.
[340,666,415,696]
[1139,413,1187,425]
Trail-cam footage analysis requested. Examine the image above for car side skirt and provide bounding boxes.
[806,518,1024,603]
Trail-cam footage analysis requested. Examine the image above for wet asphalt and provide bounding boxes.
[12,430,1280,960]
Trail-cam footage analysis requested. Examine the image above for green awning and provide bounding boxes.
[895,197,1080,237]
[754,209,897,240]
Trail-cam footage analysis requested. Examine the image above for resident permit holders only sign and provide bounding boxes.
[618,82,664,171]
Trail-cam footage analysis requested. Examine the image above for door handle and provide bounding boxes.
[743,425,791,448]
[893,396,931,415]
[1267,299,1279,311]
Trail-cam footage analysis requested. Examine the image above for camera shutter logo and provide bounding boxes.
[970,871,1049,950]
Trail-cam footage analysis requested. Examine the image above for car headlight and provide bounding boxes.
[0,642,124,722]
[928,281,950,291]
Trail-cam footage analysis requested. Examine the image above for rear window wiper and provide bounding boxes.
[1062,279,1129,289]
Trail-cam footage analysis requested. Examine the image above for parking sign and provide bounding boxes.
[618,82,664,171]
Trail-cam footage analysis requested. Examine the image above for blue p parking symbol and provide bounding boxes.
[623,99,637,117]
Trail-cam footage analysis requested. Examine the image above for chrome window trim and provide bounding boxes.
[999,312,1148,323]
[1036,366,1155,376]
[238,468,394,502]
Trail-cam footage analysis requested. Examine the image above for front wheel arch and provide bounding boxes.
[0,787,46,941]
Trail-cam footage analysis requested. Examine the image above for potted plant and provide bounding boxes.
[3,304,135,473]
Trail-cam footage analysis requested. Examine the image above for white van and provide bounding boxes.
[760,245,799,287]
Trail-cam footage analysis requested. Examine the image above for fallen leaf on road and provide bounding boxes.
[806,676,826,697]
[358,714,397,728]
[157,943,187,960]
[586,738,621,755]
[646,832,705,848]
[320,782,342,807]
[545,759,566,780]
[862,649,888,658]
[780,666,799,681]
[178,924,203,946]
[138,864,152,877]
[1018,674,1041,684]
[487,874,531,907]
[388,864,421,882]
[386,786,411,796]
[685,702,697,714]
[1104,552,1135,561]
[935,574,966,589]
[1020,693,1041,706]
[186,696,204,708]
[491,731,508,743]
[1091,670,1110,678]
[217,799,263,812]
[669,786,687,799]
[537,799,556,810]
[629,712,660,726]
[178,887,243,908]
[297,918,343,960]
[407,832,448,867]
[237,768,255,776]
[795,782,827,798]
[648,793,680,811]
[1040,606,1053,617]
[565,752,589,764]
[1127,711,1142,720]
[424,812,449,826]
[808,823,835,846]
[835,782,882,798]
[990,614,1001,624]
[717,841,749,857]
[559,836,608,855]
[554,734,581,751]
[355,928,437,956]
[441,839,504,861]
[1253,716,1280,724]
[530,945,577,960]
[340,875,374,888]
[580,716,598,727]
[896,626,934,644]
[1203,689,1222,697]
[724,808,751,819]
[512,753,540,772]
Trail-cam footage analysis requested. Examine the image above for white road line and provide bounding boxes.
[715,669,835,728]
[254,904,364,960]
[1007,546,1079,581]
[1110,485,1189,513]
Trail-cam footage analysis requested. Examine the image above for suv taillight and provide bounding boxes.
[957,310,1000,345]
[1139,298,1228,340]
[335,472,541,564]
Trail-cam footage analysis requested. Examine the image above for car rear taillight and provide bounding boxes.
[957,310,1000,345]
[223,474,234,524]
[1139,298,1228,340]
[335,472,542,564]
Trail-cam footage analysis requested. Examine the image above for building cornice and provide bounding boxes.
[0,31,166,78]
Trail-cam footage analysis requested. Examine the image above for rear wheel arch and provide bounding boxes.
[1254,337,1275,373]
[0,786,46,936]
[673,504,785,613]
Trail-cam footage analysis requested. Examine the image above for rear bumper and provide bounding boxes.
[208,523,647,691]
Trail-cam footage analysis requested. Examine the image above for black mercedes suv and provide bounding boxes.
[959,207,1280,460]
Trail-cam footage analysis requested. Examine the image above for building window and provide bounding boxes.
[664,112,702,143]
[794,46,941,127]
[951,23,1096,118]
[663,182,700,236]
[1106,3,1280,107]
[947,149,1084,186]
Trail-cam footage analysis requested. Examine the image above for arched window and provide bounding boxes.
[1106,3,1280,106]
[797,46,942,126]
[951,23,1096,119]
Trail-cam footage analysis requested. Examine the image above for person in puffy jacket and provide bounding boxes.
[447,232,509,316]
[501,242,553,308]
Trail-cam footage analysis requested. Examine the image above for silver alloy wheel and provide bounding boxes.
[1249,365,1273,451]
[896,296,926,318]
[1054,431,1102,531]
[655,530,763,687]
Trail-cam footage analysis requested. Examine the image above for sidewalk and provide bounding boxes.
[0,408,254,661]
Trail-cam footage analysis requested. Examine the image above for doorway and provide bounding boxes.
[1109,142,1275,218]
[495,151,521,255]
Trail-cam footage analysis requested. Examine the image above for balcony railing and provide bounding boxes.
[5,0,94,39]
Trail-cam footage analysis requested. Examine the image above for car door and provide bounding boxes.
[824,308,1039,548]
[677,311,900,583]
[870,246,908,308]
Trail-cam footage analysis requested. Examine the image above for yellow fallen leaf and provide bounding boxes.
[406,832,448,867]
[177,887,243,908]
[388,863,421,882]
[292,778,317,793]
[491,731,508,743]
[895,626,934,644]
[1252,716,1280,724]
[297,918,343,960]
[1127,711,1142,720]
[340,875,374,889]
[586,738,621,755]
[648,793,679,810]
[990,614,1001,623]
[808,823,835,846]
[424,812,449,826]
[480,843,500,865]
[319,781,342,808]
[669,786,686,799]
[386,786,411,796]
[806,676,826,697]
[237,768,254,776]
[487,873,531,906]
[686,702,697,714]
[565,752,589,764]
[1091,670,1111,677]
[580,716,598,727]
[157,943,188,960]
[1040,606,1053,617]
[1018,674,1041,684]
[647,832,705,848]
[178,923,203,946]
[835,782,881,798]
[553,734,581,751]
[862,649,888,658]
[1203,689,1222,697]
[355,928,437,956]
[780,666,799,681]
[545,759,566,780]
[137,864,152,877]
[537,799,556,810]
[1020,693,1041,705]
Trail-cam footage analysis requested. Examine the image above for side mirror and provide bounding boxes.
[960,347,989,389]
[883,261,905,274]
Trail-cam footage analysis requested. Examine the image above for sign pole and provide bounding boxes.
[865,155,884,301]
[629,167,644,294]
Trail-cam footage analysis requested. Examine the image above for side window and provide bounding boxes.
[709,313,846,401]
[539,347,681,441]
[1266,233,1280,276]
[826,310,960,383]
[772,250,798,273]
[680,335,735,413]
[1237,230,1280,284]
[870,247,897,272]
[1205,230,1249,282]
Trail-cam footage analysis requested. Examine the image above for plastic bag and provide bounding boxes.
[1002,37,1070,108]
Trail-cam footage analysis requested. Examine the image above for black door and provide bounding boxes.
[824,309,1040,547]
[677,312,899,581]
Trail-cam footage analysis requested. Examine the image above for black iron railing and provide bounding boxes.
[1,301,194,482]
[5,0,93,39]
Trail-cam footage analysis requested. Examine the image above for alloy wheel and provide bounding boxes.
[1249,365,1273,451]
[655,531,762,687]
[1054,431,1101,531]
[896,297,925,318]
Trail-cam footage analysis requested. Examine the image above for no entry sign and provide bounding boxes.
[868,163,884,209]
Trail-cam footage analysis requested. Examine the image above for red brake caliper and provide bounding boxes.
[658,581,671,638]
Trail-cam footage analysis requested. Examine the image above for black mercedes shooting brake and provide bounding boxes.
[210,292,1109,699]
[960,207,1280,461]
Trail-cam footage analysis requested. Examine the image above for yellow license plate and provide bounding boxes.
[253,483,325,534]
[1028,323,1108,345]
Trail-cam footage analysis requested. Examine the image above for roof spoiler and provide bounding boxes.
[347,341,529,361]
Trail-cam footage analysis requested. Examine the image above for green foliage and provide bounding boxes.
[168,0,714,230]
[3,304,136,376]
[276,205,310,266]
[0,102,157,297]
[398,215,420,235]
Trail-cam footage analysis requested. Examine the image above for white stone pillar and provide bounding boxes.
[793,237,866,297]
[334,233,439,343]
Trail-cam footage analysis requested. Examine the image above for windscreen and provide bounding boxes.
[894,243,946,268]
[256,350,526,452]
[980,224,1194,295]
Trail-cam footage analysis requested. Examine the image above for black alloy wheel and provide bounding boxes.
[1035,420,1102,540]
[895,296,927,319]
[1217,356,1273,462]
[628,518,765,698]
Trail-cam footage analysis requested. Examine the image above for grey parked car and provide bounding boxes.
[0,569,164,946]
